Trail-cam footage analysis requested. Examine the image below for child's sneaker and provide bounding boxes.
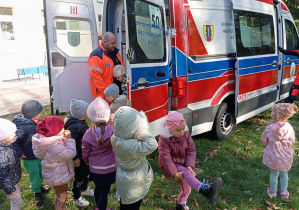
[280,189,289,199]
[81,186,94,197]
[34,192,43,206]
[40,185,50,193]
[267,187,277,198]
[176,203,189,210]
[198,177,223,205]
[73,196,89,207]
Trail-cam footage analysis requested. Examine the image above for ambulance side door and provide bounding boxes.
[44,0,98,114]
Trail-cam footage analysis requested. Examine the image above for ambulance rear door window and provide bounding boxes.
[285,19,299,50]
[234,10,275,57]
[127,0,166,64]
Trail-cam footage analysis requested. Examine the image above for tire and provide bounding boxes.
[212,102,237,140]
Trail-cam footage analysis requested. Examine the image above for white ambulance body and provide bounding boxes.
[44,0,299,139]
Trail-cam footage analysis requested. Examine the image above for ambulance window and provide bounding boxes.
[55,19,92,57]
[285,19,299,50]
[234,10,275,57]
[127,0,166,64]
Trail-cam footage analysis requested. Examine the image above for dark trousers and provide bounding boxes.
[94,185,111,210]
[72,159,90,200]
[120,199,142,210]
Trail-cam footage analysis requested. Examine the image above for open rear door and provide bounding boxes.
[44,0,98,114]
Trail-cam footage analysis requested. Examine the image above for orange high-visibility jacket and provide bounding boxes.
[88,43,124,99]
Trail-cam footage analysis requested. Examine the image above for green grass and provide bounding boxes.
[1,103,299,209]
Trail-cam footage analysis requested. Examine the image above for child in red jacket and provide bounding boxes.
[157,111,223,209]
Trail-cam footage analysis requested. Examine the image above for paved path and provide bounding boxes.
[0,77,50,117]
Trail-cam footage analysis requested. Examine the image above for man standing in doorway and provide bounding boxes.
[88,32,124,99]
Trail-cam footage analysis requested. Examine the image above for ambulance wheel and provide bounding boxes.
[212,102,236,140]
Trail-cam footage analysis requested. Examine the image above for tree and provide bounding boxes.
[283,0,299,20]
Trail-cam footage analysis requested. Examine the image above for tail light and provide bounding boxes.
[171,76,187,109]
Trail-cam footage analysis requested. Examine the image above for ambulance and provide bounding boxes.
[43,0,299,139]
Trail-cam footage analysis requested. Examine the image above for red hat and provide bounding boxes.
[37,116,64,137]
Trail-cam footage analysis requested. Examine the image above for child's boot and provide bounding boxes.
[267,187,277,198]
[280,189,289,199]
[40,185,50,193]
[198,177,223,205]
[34,192,43,206]
[176,202,189,210]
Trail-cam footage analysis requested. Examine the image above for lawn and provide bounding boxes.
[1,103,299,210]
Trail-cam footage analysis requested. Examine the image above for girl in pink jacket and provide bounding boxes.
[157,111,223,209]
[82,97,116,210]
[261,103,298,199]
[32,116,76,210]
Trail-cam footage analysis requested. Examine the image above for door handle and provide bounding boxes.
[286,57,291,63]
[272,60,278,66]
[134,78,149,88]
[156,70,166,78]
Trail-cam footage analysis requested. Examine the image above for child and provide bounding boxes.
[157,111,223,209]
[64,99,93,208]
[261,103,298,199]
[12,99,49,206]
[111,106,158,210]
[0,118,22,210]
[113,64,127,96]
[82,97,116,210]
[104,83,127,113]
[32,116,76,210]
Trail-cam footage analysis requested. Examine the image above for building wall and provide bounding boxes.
[0,0,103,82]
[0,0,46,82]
[94,0,103,37]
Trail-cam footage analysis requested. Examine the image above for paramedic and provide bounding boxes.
[278,46,299,103]
[88,32,124,99]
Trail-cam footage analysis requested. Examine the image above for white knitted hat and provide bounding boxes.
[87,97,111,123]
[0,118,17,142]
[113,65,126,77]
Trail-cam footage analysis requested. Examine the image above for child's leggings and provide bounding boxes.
[6,183,22,210]
[270,169,288,193]
[94,185,111,210]
[53,183,68,210]
[176,165,202,205]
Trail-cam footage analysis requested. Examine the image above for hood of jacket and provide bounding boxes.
[113,106,149,140]
[271,122,293,140]
[111,95,128,113]
[13,115,36,127]
[32,133,64,159]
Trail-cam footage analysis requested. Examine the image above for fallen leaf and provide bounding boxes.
[248,141,252,144]
[222,172,227,175]
[161,193,167,198]
[232,207,237,210]
[221,199,226,204]
[156,188,162,191]
[264,199,281,209]
[245,147,251,151]
[162,175,165,180]
[193,168,204,175]
[281,199,293,203]
[204,157,208,162]
[194,199,199,207]
[244,190,251,193]
[249,197,252,201]
[236,148,241,156]
[28,201,39,209]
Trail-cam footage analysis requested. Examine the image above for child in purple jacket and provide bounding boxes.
[157,111,223,209]
[82,97,116,210]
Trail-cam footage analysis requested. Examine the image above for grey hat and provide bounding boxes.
[113,65,126,77]
[21,100,43,118]
[104,83,119,98]
[70,99,89,119]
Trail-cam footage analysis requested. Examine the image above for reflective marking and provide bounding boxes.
[90,66,103,73]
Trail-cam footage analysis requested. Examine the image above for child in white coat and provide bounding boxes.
[111,106,158,210]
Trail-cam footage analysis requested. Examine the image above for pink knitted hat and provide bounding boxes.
[166,111,187,132]
[271,103,298,122]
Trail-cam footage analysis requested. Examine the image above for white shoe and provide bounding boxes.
[73,196,89,207]
[81,186,94,197]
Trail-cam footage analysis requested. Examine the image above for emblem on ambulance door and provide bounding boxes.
[204,25,214,42]
[68,32,80,47]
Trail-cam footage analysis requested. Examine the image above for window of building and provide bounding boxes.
[234,10,275,57]
[98,15,102,35]
[0,7,14,40]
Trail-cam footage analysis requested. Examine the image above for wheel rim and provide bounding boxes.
[220,111,234,134]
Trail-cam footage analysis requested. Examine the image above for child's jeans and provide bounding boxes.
[270,169,288,192]
[53,183,68,210]
[6,183,22,210]
[176,165,202,205]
